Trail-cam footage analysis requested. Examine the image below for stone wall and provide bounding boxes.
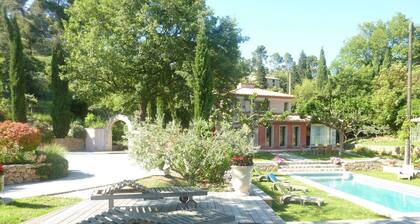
[343,159,382,171]
[53,138,84,151]
[3,164,49,185]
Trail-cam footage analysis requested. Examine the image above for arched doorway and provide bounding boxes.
[105,114,133,151]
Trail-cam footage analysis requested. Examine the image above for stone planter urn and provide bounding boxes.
[231,165,253,196]
[230,154,254,196]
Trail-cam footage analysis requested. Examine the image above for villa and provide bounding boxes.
[231,83,337,150]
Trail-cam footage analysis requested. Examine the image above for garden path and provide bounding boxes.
[2,151,162,198]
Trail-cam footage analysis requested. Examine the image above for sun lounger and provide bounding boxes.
[398,165,415,180]
[266,173,308,192]
[91,180,207,210]
[79,206,235,224]
[280,195,324,207]
[275,182,324,207]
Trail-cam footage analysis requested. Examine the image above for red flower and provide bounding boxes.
[0,121,41,152]
[0,164,4,175]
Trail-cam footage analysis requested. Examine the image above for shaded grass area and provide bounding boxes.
[0,196,80,224]
[291,150,372,161]
[252,175,383,222]
[253,152,276,162]
[137,175,230,192]
[355,171,420,188]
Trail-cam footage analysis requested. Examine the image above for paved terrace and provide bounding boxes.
[24,192,284,224]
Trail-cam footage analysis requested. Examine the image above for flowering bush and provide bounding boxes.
[0,164,4,175]
[330,157,342,165]
[129,120,253,184]
[0,139,36,164]
[231,154,253,166]
[272,155,285,165]
[0,121,41,152]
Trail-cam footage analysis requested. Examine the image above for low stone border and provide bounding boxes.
[4,163,49,185]
[251,184,273,206]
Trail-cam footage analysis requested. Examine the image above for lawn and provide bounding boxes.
[252,174,384,222]
[355,171,420,188]
[356,136,420,147]
[253,151,276,162]
[290,150,372,161]
[0,196,80,224]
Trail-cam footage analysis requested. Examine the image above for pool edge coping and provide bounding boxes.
[289,172,420,219]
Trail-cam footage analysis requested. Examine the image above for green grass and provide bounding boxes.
[356,136,420,147]
[291,150,372,161]
[355,170,420,188]
[252,175,384,222]
[0,196,80,224]
[253,152,276,162]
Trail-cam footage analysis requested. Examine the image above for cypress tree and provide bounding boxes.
[316,48,329,88]
[252,46,268,88]
[51,38,71,137]
[156,96,164,122]
[382,47,392,69]
[3,7,27,122]
[192,17,213,120]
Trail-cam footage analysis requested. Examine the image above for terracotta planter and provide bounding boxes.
[0,175,4,192]
[231,165,253,196]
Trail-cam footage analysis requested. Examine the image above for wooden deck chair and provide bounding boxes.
[79,206,235,224]
[276,184,324,207]
[91,180,207,210]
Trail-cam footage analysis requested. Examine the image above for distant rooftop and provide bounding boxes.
[230,83,294,98]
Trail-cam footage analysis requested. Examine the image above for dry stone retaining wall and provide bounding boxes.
[343,159,382,171]
[53,138,84,151]
[3,164,49,185]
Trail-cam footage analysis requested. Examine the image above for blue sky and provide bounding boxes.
[206,0,420,64]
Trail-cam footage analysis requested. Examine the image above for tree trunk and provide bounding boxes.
[338,129,345,156]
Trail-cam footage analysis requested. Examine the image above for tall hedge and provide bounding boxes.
[51,39,71,138]
[3,7,27,122]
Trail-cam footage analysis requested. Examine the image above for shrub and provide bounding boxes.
[84,113,106,128]
[68,120,86,139]
[0,121,41,152]
[32,121,54,143]
[129,120,253,184]
[0,139,36,164]
[36,144,68,179]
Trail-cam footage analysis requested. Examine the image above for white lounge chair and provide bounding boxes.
[398,165,415,180]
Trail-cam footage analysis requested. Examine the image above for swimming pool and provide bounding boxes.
[292,172,420,217]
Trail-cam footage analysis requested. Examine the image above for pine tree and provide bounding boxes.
[3,7,27,122]
[252,46,268,88]
[51,38,71,137]
[192,17,213,120]
[316,48,329,88]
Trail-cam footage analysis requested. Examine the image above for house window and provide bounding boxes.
[265,126,273,147]
[284,102,289,112]
[279,126,287,147]
[293,126,300,146]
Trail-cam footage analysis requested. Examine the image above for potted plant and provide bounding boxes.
[230,153,254,196]
[0,164,4,193]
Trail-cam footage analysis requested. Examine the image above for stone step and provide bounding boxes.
[278,167,345,173]
[284,160,332,165]
[280,164,341,169]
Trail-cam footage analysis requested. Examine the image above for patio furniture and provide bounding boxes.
[275,182,324,207]
[325,145,333,154]
[79,206,235,224]
[91,180,207,210]
[266,173,308,192]
[316,144,325,155]
[280,194,324,207]
[398,165,416,180]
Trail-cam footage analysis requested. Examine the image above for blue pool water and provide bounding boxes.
[294,173,420,213]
